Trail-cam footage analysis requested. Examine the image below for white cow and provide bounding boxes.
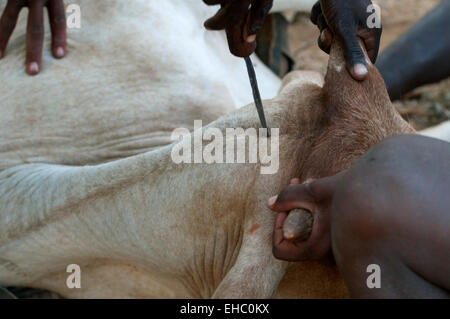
[421,121,450,142]
[0,0,445,298]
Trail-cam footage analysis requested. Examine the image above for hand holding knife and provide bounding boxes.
[203,0,273,136]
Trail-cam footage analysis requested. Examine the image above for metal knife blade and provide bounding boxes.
[244,56,271,137]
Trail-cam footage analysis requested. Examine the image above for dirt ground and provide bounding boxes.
[287,0,449,130]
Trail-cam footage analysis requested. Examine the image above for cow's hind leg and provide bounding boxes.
[212,219,288,299]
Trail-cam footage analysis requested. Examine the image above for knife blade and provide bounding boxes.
[244,56,271,137]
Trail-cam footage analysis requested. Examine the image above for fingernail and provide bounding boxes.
[268,195,278,206]
[353,63,368,79]
[246,34,256,43]
[283,230,295,240]
[55,47,65,58]
[28,62,39,75]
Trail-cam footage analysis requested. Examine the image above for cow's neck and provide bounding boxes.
[301,41,414,180]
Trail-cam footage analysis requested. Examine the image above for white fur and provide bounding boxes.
[0,0,347,298]
[271,0,316,12]
[0,0,443,299]
[420,120,450,142]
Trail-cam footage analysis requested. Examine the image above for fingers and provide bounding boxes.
[358,27,382,64]
[47,0,66,59]
[310,0,383,80]
[273,211,329,262]
[283,208,313,241]
[310,1,321,26]
[247,0,273,36]
[0,1,24,58]
[270,174,341,261]
[307,172,344,201]
[203,0,222,5]
[224,0,255,57]
[269,173,343,213]
[26,1,44,75]
[204,0,270,57]
[272,212,311,261]
[272,204,332,262]
[318,28,332,54]
[311,2,332,55]
[268,183,315,213]
[338,24,368,81]
[273,212,332,262]
[0,0,67,75]
[204,3,228,31]
[315,10,328,31]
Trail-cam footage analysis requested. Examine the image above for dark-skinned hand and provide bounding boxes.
[267,173,346,262]
[203,0,273,57]
[0,0,66,75]
[311,0,382,81]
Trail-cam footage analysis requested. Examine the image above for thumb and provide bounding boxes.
[268,184,315,213]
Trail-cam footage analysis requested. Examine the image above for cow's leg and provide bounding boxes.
[212,217,288,298]
[331,135,450,298]
[0,155,181,290]
[0,111,292,297]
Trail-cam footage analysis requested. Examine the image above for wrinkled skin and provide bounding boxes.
[0,0,66,75]
[310,0,382,81]
[268,172,345,262]
[269,135,450,298]
[203,0,273,57]
[0,0,447,298]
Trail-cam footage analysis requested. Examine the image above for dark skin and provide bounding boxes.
[310,0,382,80]
[1,0,381,78]
[268,135,450,298]
[203,0,274,57]
[268,172,345,262]
[204,0,381,81]
[0,0,66,75]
